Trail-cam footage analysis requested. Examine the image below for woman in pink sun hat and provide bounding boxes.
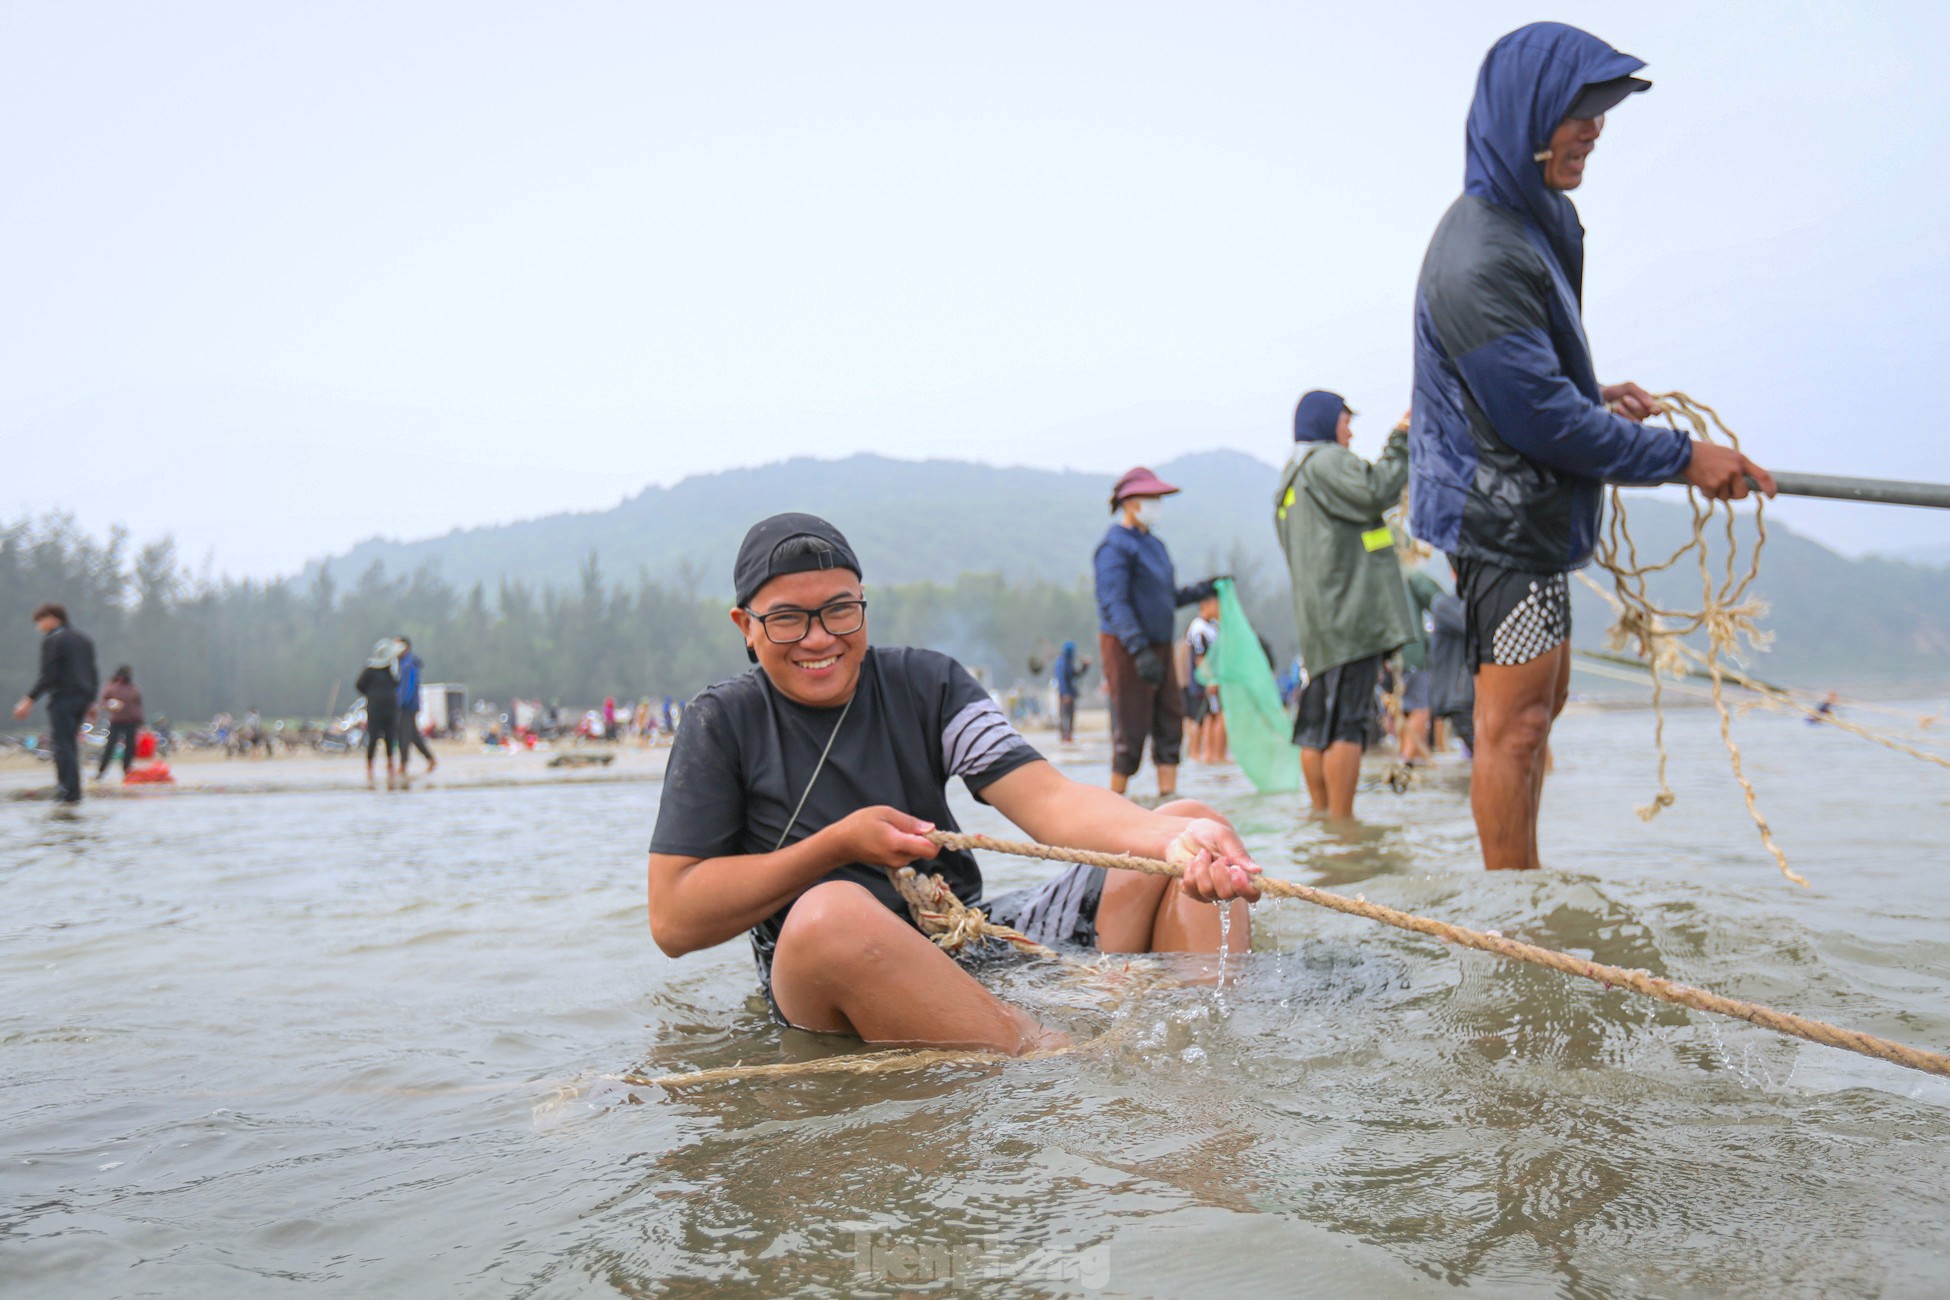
[1091,467,1220,802]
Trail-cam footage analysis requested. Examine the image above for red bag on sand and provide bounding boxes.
[124,763,174,785]
[135,730,157,759]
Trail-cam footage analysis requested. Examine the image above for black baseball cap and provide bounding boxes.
[1567,74,1651,121]
[733,513,863,609]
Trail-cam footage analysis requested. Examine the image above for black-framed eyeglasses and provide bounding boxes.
[744,598,868,644]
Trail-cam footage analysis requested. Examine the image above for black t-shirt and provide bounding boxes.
[650,646,1042,983]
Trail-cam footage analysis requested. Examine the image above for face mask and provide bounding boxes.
[1132,498,1162,529]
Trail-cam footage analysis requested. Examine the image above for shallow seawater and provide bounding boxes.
[4,707,1949,1297]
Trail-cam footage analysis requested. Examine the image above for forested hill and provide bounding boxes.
[311,449,1950,686]
[316,451,1286,595]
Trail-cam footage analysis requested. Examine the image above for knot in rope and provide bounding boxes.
[892,867,1056,958]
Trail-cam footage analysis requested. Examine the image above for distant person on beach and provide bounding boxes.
[13,602,99,804]
[1398,568,1444,764]
[355,639,402,785]
[396,636,438,774]
[1052,639,1091,744]
[1275,393,1417,821]
[1410,22,1776,869]
[93,665,145,780]
[648,512,1259,1053]
[1092,467,1219,801]
[238,706,272,759]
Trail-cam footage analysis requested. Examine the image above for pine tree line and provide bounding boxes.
[4,514,1292,725]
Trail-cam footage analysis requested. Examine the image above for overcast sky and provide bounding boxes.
[5,1,1947,577]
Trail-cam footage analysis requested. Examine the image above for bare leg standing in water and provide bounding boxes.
[1471,644,1568,871]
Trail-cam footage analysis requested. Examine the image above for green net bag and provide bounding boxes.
[1211,578,1300,793]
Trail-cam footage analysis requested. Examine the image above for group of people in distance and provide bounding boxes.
[643,22,1776,1054]
[355,635,437,785]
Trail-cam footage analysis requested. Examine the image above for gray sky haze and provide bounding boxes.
[5,1,1947,576]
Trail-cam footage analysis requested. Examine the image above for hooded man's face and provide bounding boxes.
[1543,113,1604,190]
[1335,411,1354,447]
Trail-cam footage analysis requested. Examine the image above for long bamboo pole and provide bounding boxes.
[1658,470,1950,510]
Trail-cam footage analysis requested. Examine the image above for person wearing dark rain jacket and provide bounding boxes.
[12,602,99,804]
[1408,21,1774,871]
[355,639,402,786]
[1093,467,1218,801]
[1275,391,1417,820]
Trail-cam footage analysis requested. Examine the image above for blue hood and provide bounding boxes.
[1293,390,1347,443]
[1463,22,1646,295]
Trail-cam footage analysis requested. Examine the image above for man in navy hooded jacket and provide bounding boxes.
[1409,23,1774,871]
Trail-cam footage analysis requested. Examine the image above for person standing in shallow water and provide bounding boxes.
[1275,394,1417,821]
[1052,639,1090,745]
[395,636,438,775]
[647,512,1258,1054]
[13,602,99,804]
[1092,467,1219,802]
[1183,593,1225,764]
[1409,22,1776,870]
[355,639,402,786]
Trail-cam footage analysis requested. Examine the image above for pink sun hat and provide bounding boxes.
[1110,466,1181,509]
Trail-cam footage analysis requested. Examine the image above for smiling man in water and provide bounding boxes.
[647,513,1259,1053]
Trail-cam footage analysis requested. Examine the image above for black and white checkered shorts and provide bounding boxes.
[1453,557,1572,667]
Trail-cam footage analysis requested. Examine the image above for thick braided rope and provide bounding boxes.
[624,1048,1015,1089]
[624,1008,1138,1090]
[929,830,1950,1079]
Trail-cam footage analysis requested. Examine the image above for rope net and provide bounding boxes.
[1590,392,1802,882]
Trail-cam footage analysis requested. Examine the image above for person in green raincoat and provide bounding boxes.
[1274,391,1418,819]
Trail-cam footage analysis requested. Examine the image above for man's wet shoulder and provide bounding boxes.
[1425,196,1540,281]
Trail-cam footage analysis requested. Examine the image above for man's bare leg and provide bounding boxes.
[1472,643,1566,871]
[1300,747,1328,812]
[1323,741,1361,820]
[1094,799,1250,953]
[1205,713,1228,764]
[1402,708,1432,763]
[1525,649,1573,870]
[1155,763,1177,800]
[770,882,1051,1052]
[1110,770,1131,795]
